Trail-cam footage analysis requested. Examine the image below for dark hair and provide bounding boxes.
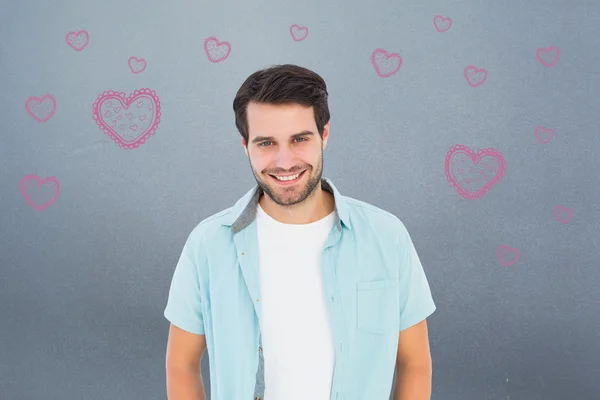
[233,64,330,147]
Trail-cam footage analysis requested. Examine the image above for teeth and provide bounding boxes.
[274,172,301,181]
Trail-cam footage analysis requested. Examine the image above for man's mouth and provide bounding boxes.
[268,170,307,185]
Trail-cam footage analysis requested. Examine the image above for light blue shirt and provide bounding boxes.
[164,178,436,400]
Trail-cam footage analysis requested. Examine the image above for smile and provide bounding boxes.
[269,170,306,185]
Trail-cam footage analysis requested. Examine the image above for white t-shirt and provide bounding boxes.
[256,202,337,400]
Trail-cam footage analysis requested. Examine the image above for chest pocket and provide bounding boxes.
[356,279,399,334]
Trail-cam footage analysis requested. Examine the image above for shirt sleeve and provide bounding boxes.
[397,222,436,331]
[163,231,206,335]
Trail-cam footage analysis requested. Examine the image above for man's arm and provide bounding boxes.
[392,319,432,400]
[165,324,207,400]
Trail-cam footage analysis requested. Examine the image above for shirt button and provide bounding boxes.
[259,346,262,352]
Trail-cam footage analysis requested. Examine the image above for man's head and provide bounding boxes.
[233,64,331,208]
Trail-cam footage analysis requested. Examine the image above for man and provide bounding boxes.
[164,64,436,400]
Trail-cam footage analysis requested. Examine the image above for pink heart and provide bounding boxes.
[464,65,488,87]
[444,144,506,199]
[535,126,555,144]
[536,46,560,67]
[128,56,147,74]
[25,94,57,123]
[19,175,60,211]
[65,30,89,51]
[554,205,574,224]
[371,48,402,78]
[497,245,520,267]
[433,15,452,32]
[92,88,161,149]
[204,36,231,63]
[290,24,309,41]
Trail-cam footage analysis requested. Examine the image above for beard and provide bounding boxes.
[249,150,324,207]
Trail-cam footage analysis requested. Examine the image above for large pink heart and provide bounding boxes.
[92,88,161,149]
[20,175,60,211]
[444,144,506,199]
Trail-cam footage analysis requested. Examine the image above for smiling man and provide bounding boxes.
[164,64,436,400]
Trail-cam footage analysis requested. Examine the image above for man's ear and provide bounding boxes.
[322,121,330,150]
[242,137,248,156]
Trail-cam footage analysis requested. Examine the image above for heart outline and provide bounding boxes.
[464,65,488,87]
[535,126,555,144]
[371,48,402,78]
[290,24,309,41]
[128,56,147,74]
[92,88,161,150]
[444,144,506,199]
[25,94,57,123]
[554,205,574,224]
[65,30,89,51]
[19,175,60,211]
[204,36,231,63]
[497,244,520,267]
[536,46,560,67]
[433,15,452,32]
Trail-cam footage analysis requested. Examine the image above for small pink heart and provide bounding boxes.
[371,48,402,78]
[128,56,147,74]
[204,36,231,63]
[25,94,57,123]
[554,206,574,224]
[92,88,161,150]
[497,245,520,267]
[535,126,555,144]
[536,46,560,67]
[464,65,487,87]
[19,175,60,211]
[290,24,309,41]
[444,144,506,199]
[65,30,89,51]
[433,15,452,32]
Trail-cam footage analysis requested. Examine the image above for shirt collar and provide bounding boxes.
[222,177,352,234]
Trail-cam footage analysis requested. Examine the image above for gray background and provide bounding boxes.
[1,0,599,399]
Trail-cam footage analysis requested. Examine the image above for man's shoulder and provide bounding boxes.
[343,194,410,239]
[185,206,236,244]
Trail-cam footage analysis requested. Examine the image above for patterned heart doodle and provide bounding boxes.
[497,245,520,267]
[433,15,452,32]
[371,48,402,78]
[290,24,309,41]
[204,36,231,63]
[65,30,89,51]
[464,65,487,87]
[92,88,161,149]
[25,94,56,123]
[20,175,60,211]
[444,144,506,199]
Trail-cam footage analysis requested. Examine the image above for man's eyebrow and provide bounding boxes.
[251,130,315,144]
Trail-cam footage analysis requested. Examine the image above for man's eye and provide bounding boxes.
[259,141,272,147]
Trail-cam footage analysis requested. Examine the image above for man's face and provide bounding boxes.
[243,101,329,207]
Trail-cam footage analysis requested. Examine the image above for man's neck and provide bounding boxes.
[259,188,335,225]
